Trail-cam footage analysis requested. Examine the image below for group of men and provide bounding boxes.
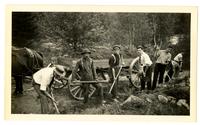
[137,45,183,91]
[32,44,183,114]
[71,45,124,104]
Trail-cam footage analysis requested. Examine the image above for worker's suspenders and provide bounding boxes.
[111,54,123,78]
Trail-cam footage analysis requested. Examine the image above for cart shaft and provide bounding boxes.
[72,80,108,84]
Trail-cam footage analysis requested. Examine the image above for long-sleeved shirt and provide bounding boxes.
[139,51,152,66]
[33,67,55,91]
[72,57,97,81]
[172,53,183,68]
[174,53,183,62]
[155,50,171,64]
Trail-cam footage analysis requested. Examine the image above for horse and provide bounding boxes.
[12,46,44,94]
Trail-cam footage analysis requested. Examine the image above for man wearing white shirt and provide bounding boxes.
[137,45,153,91]
[33,65,66,114]
[173,52,183,74]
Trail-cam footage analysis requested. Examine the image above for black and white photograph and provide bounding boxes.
[5,5,197,121]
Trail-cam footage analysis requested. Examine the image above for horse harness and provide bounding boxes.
[25,48,42,70]
[12,47,43,76]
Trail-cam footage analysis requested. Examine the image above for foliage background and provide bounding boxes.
[12,12,190,69]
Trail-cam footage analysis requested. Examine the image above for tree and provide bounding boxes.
[12,12,38,47]
[147,13,173,47]
[35,12,108,53]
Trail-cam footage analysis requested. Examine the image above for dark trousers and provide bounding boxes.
[152,63,167,90]
[33,82,49,114]
[109,66,120,98]
[14,76,23,94]
[140,65,152,90]
[82,83,103,104]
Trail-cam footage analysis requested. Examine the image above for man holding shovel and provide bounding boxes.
[108,45,124,101]
[32,65,66,114]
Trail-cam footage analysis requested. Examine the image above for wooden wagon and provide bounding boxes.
[52,57,141,100]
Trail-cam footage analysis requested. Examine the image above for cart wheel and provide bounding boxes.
[52,77,68,89]
[68,74,96,101]
[128,57,141,89]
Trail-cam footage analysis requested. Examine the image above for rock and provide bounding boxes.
[167,96,176,104]
[121,95,144,106]
[63,54,69,57]
[140,93,157,101]
[177,99,190,110]
[146,97,152,103]
[90,48,96,52]
[158,95,168,103]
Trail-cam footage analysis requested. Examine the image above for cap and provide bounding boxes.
[81,48,91,55]
[113,45,121,50]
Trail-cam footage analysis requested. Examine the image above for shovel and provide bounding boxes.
[108,66,123,94]
[50,88,60,114]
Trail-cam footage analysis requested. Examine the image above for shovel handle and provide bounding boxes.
[50,89,60,114]
[109,66,123,93]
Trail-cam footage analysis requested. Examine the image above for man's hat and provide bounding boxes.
[113,45,121,50]
[137,45,143,49]
[81,48,91,55]
[54,65,66,77]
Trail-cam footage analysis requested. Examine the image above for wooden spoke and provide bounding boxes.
[68,73,96,101]
[78,89,83,98]
[70,86,80,92]
[69,83,81,86]
[74,88,81,97]
[52,77,68,89]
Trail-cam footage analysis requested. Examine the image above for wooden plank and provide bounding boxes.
[94,58,134,69]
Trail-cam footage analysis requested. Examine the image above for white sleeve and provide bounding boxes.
[179,54,183,61]
[40,84,47,91]
[144,54,152,65]
[168,54,172,61]
[39,69,54,91]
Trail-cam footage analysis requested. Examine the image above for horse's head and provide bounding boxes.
[12,47,30,57]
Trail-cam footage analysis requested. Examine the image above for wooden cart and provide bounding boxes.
[52,57,141,100]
